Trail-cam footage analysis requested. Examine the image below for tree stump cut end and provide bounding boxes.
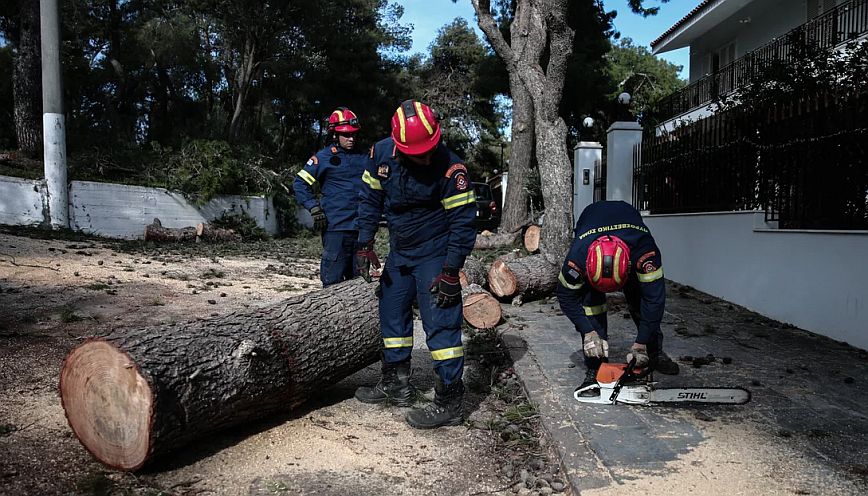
[523,225,541,253]
[488,259,517,297]
[60,340,153,471]
[463,293,502,328]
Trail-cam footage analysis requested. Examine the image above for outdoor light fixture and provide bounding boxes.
[618,92,632,105]
[582,116,595,128]
[739,17,752,24]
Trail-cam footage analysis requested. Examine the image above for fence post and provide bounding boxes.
[573,141,601,220]
[606,121,643,204]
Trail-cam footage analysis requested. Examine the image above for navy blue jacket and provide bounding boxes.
[293,144,367,232]
[358,138,477,269]
[557,201,665,344]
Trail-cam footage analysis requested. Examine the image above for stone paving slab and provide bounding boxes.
[503,283,868,494]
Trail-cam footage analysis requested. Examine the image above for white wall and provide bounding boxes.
[0,176,46,226]
[0,175,279,239]
[643,210,868,350]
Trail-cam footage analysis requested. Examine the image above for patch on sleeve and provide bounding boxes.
[330,146,338,154]
[307,155,319,166]
[637,251,657,270]
[455,172,469,191]
[566,260,583,279]
[641,260,658,274]
[377,163,390,178]
[445,163,468,178]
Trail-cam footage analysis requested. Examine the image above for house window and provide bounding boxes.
[717,41,737,69]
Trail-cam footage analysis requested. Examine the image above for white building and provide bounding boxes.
[651,0,866,129]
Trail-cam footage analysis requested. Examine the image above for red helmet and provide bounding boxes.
[327,107,360,133]
[586,235,631,293]
[391,100,441,156]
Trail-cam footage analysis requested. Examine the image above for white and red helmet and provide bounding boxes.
[391,100,441,156]
[586,235,631,293]
[327,107,360,133]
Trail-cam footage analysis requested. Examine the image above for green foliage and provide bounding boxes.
[211,211,268,240]
[605,37,685,125]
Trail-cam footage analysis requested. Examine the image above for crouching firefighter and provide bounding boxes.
[353,100,477,429]
[556,200,680,399]
[292,107,368,287]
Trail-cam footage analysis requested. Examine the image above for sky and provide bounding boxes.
[400,0,695,79]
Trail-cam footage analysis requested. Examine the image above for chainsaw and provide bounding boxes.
[574,359,751,405]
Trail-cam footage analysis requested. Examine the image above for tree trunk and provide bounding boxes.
[143,218,198,242]
[228,36,258,142]
[523,225,541,253]
[500,72,534,233]
[59,278,381,471]
[459,255,488,288]
[196,222,241,242]
[12,0,42,159]
[474,230,520,250]
[487,254,558,299]
[462,284,502,329]
[532,120,573,263]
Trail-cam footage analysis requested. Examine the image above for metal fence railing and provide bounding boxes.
[635,91,868,230]
[654,0,868,122]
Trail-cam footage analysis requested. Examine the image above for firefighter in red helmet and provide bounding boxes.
[354,100,477,429]
[293,107,367,286]
[556,200,680,399]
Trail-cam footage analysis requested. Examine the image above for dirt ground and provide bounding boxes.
[0,229,556,496]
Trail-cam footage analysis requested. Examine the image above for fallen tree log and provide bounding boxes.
[143,218,197,242]
[462,284,502,329]
[459,256,487,288]
[523,225,541,253]
[488,254,559,299]
[60,279,380,471]
[196,222,241,242]
[473,230,520,250]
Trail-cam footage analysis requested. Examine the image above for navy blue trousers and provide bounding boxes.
[378,256,464,385]
[320,230,357,287]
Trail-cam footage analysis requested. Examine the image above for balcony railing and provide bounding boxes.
[654,0,868,123]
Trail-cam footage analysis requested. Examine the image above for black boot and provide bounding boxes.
[405,379,464,429]
[575,367,600,398]
[355,361,415,407]
[653,352,680,375]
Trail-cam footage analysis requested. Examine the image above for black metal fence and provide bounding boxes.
[593,155,606,202]
[654,0,868,122]
[635,91,868,230]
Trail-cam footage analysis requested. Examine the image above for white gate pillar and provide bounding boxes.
[573,141,601,221]
[605,121,643,204]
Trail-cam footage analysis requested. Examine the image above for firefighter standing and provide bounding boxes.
[293,107,368,287]
[556,200,680,398]
[354,100,477,429]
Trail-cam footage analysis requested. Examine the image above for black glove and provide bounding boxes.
[354,241,381,282]
[310,205,327,232]
[430,266,461,308]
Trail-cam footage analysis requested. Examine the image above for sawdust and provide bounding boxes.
[584,414,862,496]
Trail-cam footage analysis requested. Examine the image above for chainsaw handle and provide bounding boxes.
[609,358,638,403]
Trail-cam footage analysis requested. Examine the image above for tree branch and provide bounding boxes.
[471,0,515,66]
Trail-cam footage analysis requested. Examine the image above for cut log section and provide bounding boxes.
[523,225,541,253]
[462,284,502,329]
[143,218,197,242]
[196,222,241,242]
[59,279,381,471]
[473,231,520,250]
[459,256,487,288]
[488,254,559,299]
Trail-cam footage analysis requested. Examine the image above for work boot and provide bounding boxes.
[405,379,464,429]
[355,360,415,407]
[575,367,600,398]
[653,352,680,375]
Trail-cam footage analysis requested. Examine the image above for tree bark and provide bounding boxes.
[59,278,381,470]
[143,218,198,242]
[474,230,520,250]
[196,222,241,242]
[459,255,488,288]
[487,254,559,299]
[462,284,502,329]
[12,0,42,159]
